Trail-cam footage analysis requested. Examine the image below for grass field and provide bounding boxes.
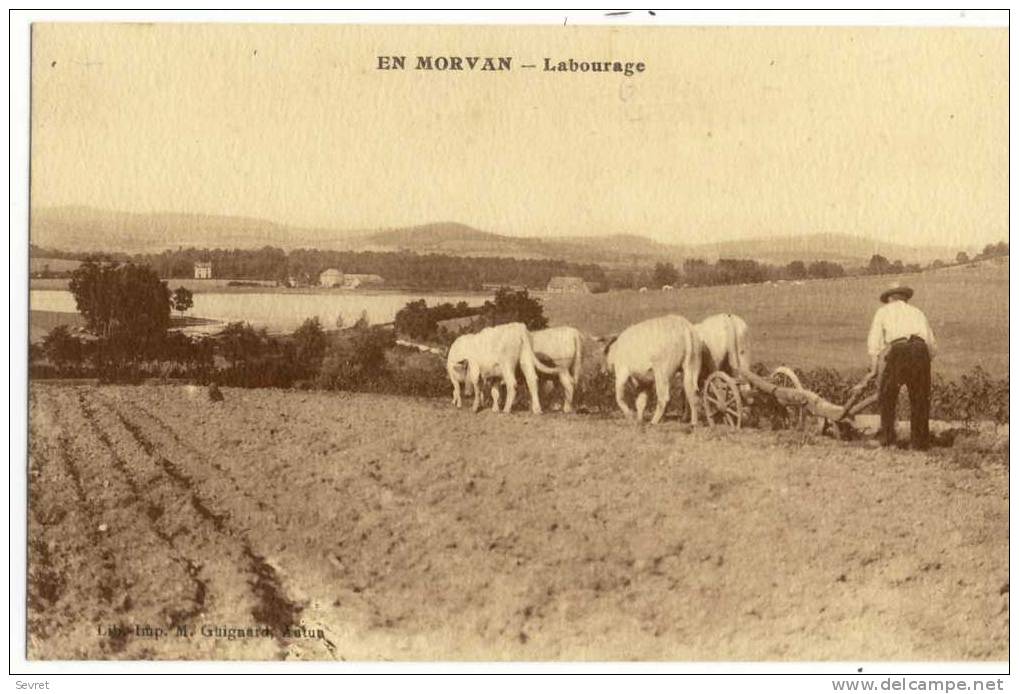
[543,260,1009,381]
[30,257,82,274]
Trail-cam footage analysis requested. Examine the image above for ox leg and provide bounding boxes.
[650,368,671,425]
[614,370,633,420]
[502,367,519,414]
[522,365,542,415]
[635,389,649,423]
[682,368,700,426]
[469,366,483,413]
[451,378,462,408]
[559,372,575,414]
[490,383,501,413]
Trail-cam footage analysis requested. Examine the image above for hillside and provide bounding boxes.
[30,205,968,267]
[30,206,368,253]
[685,233,963,266]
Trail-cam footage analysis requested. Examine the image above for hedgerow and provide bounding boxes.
[30,321,1008,426]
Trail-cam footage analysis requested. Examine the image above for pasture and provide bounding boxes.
[543,261,1009,380]
[28,384,1007,661]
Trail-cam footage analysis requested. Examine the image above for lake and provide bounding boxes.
[29,289,486,333]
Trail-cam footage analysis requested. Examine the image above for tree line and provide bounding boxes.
[29,244,608,291]
[29,238,1009,290]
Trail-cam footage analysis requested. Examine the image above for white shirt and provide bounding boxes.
[867,300,937,358]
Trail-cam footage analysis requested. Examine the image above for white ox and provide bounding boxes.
[530,326,584,413]
[694,313,752,385]
[604,315,702,425]
[446,322,558,414]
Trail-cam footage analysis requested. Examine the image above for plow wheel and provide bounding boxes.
[769,366,807,429]
[769,365,805,390]
[703,371,743,428]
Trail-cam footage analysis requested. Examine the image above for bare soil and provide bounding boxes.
[27,384,1008,661]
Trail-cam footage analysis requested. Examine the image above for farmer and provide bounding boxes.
[862,284,937,450]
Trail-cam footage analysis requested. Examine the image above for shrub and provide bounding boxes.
[292,317,327,369]
[317,326,396,391]
[479,288,548,330]
[42,325,88,368]
[931,366,1008,426]
[217,322,272,366]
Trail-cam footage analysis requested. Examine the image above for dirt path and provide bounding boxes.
[27,384,1008,661]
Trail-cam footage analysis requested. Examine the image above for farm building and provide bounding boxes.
[342,273,385,289]
[194,262,213,279]
[319,268,344,287]
[546,276,591,294]
[482,283,527,292]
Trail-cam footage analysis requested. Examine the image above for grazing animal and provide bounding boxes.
[603,315,702,425]
[694,313,752,387]
[446,322,558,414]
[529,326,584,413]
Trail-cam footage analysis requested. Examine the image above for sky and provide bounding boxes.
[31,23,1007,247]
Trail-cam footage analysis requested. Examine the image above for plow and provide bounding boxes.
[701,365,878,439]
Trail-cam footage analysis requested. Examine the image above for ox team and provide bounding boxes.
[446,283,935,451]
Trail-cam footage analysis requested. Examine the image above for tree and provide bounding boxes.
[956,251,970,265]
[42,325,85,368]
[652,262,680,288]
[980,241,1009,259]
[68,259,171,359]
[171,287,194,318]
[867,254,892,275]
[217,322,271,366]
[785,260,807,279]
[480,288,548,330]
[318,325,396,390]
[806,260,845,279]
[292,317,327,369]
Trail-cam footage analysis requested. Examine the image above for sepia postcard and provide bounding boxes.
[18,12,1009,672]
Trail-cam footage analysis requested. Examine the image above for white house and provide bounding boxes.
[194,262,212,279]
[319,268,344,287]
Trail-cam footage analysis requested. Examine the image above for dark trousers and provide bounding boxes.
[878,337,931,450]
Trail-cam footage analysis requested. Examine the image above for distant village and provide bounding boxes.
[129,258,591,295]
[191,261,592,293]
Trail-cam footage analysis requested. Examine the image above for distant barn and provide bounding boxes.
[319,268,344,287]
[194,262,213,279]
[342,273,385,289]
[546,276,591,294]
[319,269,384,288]
[482,283,526,292]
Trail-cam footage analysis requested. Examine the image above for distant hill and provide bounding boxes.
[681,233,963,267]
[30,206,368,253]
[30,206,968,268]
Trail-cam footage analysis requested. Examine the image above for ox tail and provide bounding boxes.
[682,323,701,390]
[532,355,560,375]
[571,330,584,385]
[738,328,751,377]
[602,334,619,357]
[519,331,561,375]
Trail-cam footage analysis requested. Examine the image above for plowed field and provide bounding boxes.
[27,384,1008,661]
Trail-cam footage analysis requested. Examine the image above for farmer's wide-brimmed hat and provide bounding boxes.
[880,284,914,303]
